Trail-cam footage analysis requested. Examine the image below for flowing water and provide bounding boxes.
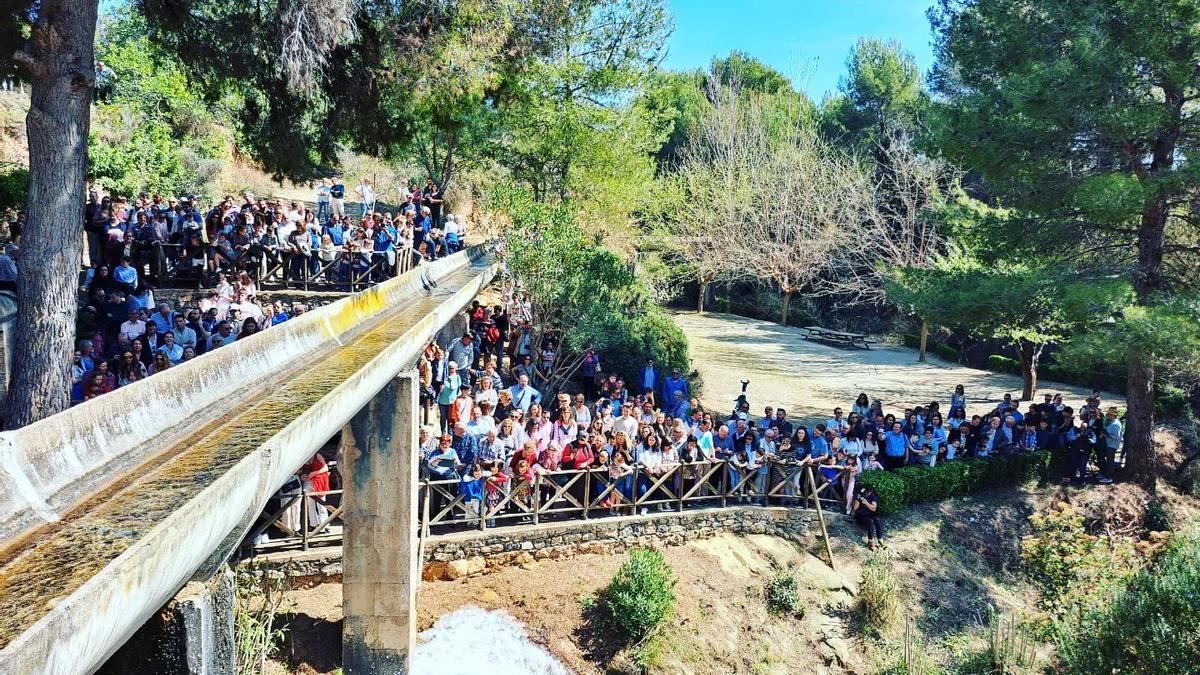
[412,605,568,675]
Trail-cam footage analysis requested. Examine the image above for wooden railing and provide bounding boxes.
[145,242,425,291]
[248,460,850,553]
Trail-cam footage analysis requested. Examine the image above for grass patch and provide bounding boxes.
[860,551,900,634]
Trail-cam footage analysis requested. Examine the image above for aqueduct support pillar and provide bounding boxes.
[341,372,419,674]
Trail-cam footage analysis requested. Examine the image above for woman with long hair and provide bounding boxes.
[116,351,146,387]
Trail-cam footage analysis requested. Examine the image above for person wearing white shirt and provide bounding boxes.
[572,394,592,428]
[119,309,147,342]
[356,179,376,214]
[635,437,665,515]
[612,403,639,440]
[466,406,496,438]
[474,378,499,409]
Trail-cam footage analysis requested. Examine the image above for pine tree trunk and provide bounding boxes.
[917,319,928,363]
[1123,162,1170,490]
[780,289,792,325]
[1124,355,1156,489]
[4,0,98,428]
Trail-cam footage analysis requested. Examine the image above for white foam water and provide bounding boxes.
[410,605,570,675]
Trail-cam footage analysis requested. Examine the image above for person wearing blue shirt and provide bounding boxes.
[507,374,542,414]
[113,256,138,292]
[148,302,177,335]
[460,463,488,521]
[950,385,967,416]
[883,423,909,470]
[324,220,345,247]
[661,369,688,406]
[808,425,831,462]
[329,177,346,219]
[157,331,184,364]
[639,359,661,398]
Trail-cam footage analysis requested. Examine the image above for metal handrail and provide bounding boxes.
[249,460,851,553]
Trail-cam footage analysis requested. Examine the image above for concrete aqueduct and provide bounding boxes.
[0,245,498,674]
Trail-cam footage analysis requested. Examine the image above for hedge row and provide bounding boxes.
[856,451,1055,515]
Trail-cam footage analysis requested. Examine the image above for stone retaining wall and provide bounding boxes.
[266,507,818,583]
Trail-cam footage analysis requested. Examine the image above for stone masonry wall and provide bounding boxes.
[268,506,818,584]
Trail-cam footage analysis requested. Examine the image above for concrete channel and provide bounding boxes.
[0,245,497,674]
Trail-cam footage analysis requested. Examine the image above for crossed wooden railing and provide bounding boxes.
[142,242,424,291]
[248,460,850,554]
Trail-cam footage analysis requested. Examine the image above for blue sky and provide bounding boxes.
[662,0,937,101]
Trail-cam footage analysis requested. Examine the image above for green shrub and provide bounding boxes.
[1055,530,1200,675]
[933,342,960,362]
[857,452,1053,515]
[1144,498,1175,533]
[602,547,677,640]
[0,165,28,209]
[859,551,899,632]
[1154,382,1191,419]
[858,469,907,515]
[987,354,1021,375]
[764,572,805,618]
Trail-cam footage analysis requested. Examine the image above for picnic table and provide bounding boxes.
[800,325,873,350]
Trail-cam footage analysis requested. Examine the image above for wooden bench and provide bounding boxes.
[800,325,873,350]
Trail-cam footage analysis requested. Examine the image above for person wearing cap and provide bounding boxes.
[205,321,235,351]
[447,331,475,374]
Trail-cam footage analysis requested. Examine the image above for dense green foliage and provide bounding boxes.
[1021,502,1140,635]
[857,452,1054,515]
[0,164,27,210]
[601,547,677,640]
[91,9,229,199]
[491,185,688,388]
[1054,529,1200,674]
[926,0,1200,482]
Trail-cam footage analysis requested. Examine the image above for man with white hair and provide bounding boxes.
[444,213,461,252]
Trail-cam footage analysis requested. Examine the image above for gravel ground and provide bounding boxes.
[672,311,1124,428]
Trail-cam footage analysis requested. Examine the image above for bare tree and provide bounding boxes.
[658,80,765,311]
[738,131,877,325]
[815,132,950,359]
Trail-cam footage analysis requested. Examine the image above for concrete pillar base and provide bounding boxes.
[98,566,235,675]
[342,373,419,675]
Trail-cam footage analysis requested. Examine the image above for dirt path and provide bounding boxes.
[673,311,1124,427]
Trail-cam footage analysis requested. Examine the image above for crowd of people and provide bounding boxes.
[385,305,1125,551]
[72,180,468,403]
[80,177,465,294]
